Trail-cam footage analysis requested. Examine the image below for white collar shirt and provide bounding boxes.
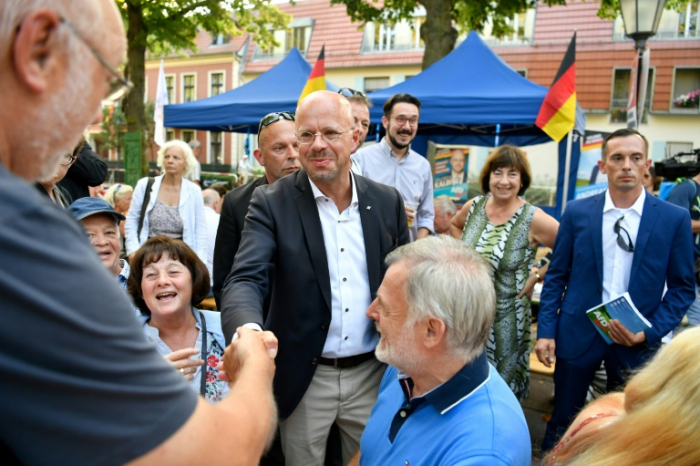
[308,173,377,358]
[601,189,645,303]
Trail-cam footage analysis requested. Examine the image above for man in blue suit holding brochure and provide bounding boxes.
[536,128,695,452]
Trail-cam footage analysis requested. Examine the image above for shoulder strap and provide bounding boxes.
[137,177,155,238]
[198,310,208,397]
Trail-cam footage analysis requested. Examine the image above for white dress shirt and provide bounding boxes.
[601,189,645,303]
[309,174,377,358]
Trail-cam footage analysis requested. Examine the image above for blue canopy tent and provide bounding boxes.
[366,32,581,217]
[164,48,338,133]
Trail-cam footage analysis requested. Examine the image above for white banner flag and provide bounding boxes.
[154,59,168,146]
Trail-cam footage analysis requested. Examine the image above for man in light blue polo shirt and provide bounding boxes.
[349,236,531,466]
[352,93,434,241]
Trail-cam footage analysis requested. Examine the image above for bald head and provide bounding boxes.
[295,91,359,187]
[0,0,126,181]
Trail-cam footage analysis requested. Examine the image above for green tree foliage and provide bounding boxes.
[333,0,688,70]
[114,0,290,175]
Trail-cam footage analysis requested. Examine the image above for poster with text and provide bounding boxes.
[433,147,469,201]
[574,131,610,199]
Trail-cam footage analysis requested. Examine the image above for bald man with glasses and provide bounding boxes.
[535,128,695,453]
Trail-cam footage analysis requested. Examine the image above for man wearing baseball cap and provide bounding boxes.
[68,197,129,288]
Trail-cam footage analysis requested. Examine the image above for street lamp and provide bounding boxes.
[618,0,666,126]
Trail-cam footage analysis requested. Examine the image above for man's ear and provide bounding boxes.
[597,158,607,175]
[13,9,63,94]
[381,115,388,131]
[422,317,447,349]
[253,148,264,166]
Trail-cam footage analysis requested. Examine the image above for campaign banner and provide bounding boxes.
[574,131,610,199]
[433,147,469,201]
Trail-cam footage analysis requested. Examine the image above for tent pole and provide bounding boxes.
[561,129,573,215]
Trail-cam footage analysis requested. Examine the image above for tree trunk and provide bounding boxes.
[420,0,458,70]
[125,2,148,177]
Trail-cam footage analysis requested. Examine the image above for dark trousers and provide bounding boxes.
[541,339,652,452]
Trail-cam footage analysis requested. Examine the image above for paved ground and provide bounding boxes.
[521,372,554,465]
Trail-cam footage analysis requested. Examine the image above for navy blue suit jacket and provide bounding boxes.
[538,192,695,361]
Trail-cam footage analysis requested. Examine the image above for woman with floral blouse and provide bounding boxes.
[128,236,229,403]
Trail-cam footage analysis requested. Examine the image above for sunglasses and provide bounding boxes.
[337,88,366,98]
[258,112,295,134]
[614,216,635,253]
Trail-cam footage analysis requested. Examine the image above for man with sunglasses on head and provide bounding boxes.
[0,1,281,465]
[535,128,695,454]
[221,91,409,466]
[352,93,434,241]
[213,110,300,309]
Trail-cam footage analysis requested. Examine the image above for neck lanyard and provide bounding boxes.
[198,310,208,397]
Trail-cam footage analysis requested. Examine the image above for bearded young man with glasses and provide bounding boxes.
[221,91,409,466]
[535,128,695,454]
[0,1,281,465]
[352,93,434,241]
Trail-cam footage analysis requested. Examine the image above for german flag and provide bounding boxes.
[298,45,326,104]
[536,33,576,142]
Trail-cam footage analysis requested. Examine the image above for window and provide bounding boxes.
[479,8,536,45]
[211,33,231,45]
[671,68,700,111]
[516,69,528,78]
[210,132,223,164]
[362,12,426,53]
[610,68,654,123]
[255,19,313,60]
[613,2,700,41]
[181,130,195,143]
[364,77,390,93]
[182,74,195,103]
[166,130,175,142]
[165,76,174,104]
[210,72,224,97]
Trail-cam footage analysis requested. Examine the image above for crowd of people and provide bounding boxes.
[2,1,700,465]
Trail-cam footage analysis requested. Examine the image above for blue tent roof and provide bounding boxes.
[164,48,338,133]
[367,32,550,144]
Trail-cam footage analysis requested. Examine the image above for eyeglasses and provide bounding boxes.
[59,17,133,104]
[337,88,366,98]
[394,116,419,126]
[295,130,347,145]
[59,153,76,166]
[258,111,295,133]
[614,216,635,253]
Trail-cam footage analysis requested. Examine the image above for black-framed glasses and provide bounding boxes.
[394,115,419,126]
[59,153,76,166]
[614,216,635,253]
[337,88,366,98]
[59,17,133,104]
[295,130,348,145]
[258,111,295,134]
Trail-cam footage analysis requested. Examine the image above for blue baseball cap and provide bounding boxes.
[67,197,126,222]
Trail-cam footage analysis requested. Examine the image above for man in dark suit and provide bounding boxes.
[212,111,300,309]
[221,91,409,465]
[536,128,695,452]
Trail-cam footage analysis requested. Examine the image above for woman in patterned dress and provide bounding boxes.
[450,145,559,399]
[128,236,230,403]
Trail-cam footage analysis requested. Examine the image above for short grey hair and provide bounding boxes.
[433,195,456,216]
[157,139,198,178]
[385,235,496,361]
[202,188,220,207]
[188,139,201,150]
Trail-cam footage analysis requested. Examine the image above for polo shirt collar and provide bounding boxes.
[603,188,645,215]
[398,350,491,415]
